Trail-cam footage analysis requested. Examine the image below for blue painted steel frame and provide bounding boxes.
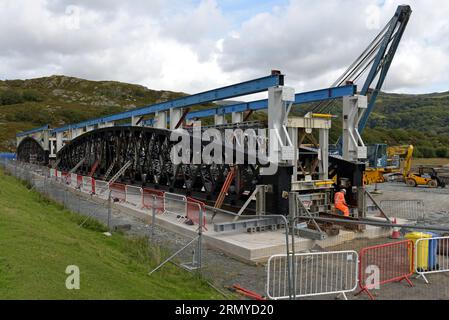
[51,74,284,134]
[184,84,356,120]
[16,125,50,138]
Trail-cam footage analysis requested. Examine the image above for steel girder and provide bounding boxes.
[56,126,265,203]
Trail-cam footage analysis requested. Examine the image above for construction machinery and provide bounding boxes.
[401,145,446,188]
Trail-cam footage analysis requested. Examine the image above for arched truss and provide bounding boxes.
[17,137,47,165]
[56,125,269,204]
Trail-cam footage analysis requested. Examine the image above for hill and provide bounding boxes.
[0,75,448,158]
[0,75,185,151]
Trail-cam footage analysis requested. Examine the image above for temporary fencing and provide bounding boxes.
[95,180,109,198]
[357,240,414,300]
[380,200,425,221]
[414,236,449,284]
[164,192,187,215]
[143,188,165,214]
[110,183,126,203]
[267,251,359,300]
[81,176,96,194]
[186,197,207,231]
[70,173,79,189]
[125,185,143,208]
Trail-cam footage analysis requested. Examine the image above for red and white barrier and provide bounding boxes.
[110,183,126,203]
[143,188,165,214]
[81,176,96,194]
[357,240,414,300]
[186,197,207,230]
[125,185,143,208]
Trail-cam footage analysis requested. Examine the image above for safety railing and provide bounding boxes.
[415,236,449,284]
[94,180,109,198]
[109,183,126,203]
[125,185,143,208]
[356,240,414,300]
[164,193,187,216]
[267,251,359,300]
[186,197,208,231]
[81,176,96,195]
[142,188,165,214]
[70,173,79,189]
[380,200,425,221]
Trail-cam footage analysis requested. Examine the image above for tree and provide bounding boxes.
[436,147,448,158]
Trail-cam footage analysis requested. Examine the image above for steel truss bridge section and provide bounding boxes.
[56,124,272,207]
[17,137,48,165]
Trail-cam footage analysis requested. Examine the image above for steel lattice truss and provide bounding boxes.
[17,138,47,165]
[56,126,267,203]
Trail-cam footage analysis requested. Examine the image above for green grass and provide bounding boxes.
[0,168,221,300]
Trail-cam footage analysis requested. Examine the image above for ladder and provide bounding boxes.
[88,160,100,177]
[103,160,116,180]
[69,157,86,174]
[214,166,236,209]
[108,160,132,186]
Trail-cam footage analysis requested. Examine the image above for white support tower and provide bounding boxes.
[342,95,368,162]
[154,112,167,129]
[170,108,183,130]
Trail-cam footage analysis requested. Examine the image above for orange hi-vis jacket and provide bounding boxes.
[334,191,350,217]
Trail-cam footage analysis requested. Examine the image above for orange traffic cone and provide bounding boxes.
[391,218,401,239]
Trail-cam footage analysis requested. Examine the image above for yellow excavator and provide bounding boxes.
[402,145,440,188]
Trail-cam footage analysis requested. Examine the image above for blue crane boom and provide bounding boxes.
[358,5,412,134]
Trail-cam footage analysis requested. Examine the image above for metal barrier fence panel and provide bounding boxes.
[95,180,109,199]
[164,192,187,215]
[186,197,207,231]
[70,173,78,188]
[415,236,449,284]
[61,172,70,185]
[81,176,95,194]
[142,188,165,214]
[267,251,359,300]
[380,200,425,221]
[110,183,126,202]
[357,240,414,300]
[125,185,143,208]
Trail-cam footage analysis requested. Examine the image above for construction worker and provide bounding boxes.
[334,189,350,217]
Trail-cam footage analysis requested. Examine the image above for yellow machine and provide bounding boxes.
[402,145,439,188]
[363,144,404,185]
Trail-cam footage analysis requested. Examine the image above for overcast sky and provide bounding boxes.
[1,0,448,96]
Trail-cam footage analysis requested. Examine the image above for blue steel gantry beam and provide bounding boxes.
[50,74,284,134]
[183,84,356,120]
[16,125,50,138]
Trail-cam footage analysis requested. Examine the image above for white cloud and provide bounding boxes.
[0,0,448,95]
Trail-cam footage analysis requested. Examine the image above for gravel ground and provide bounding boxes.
[7,166,449,300]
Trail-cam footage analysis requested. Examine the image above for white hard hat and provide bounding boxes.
[341,189,347,194]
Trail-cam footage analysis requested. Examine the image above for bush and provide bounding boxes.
[22,89,44,102]
[436,147,448,158]
[0,90,23,105]
[417,146,436,158]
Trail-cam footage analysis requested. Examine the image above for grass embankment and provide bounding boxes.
[0,168,220,300]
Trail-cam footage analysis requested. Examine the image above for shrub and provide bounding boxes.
[436,147,448,158]
[0,90,23,105]
[22,89,44,102]
[417,146,436,158]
